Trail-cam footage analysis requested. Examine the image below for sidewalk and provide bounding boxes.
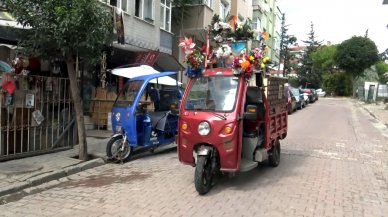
[357,100,388,126]
[0,133,110,197]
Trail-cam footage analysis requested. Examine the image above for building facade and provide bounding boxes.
[252,0,281,67]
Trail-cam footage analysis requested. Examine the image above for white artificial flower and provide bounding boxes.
[218,22,231,29]
[214,35,223,43]
[214,22,220,31]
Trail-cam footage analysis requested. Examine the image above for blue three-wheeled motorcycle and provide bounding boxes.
[106,65,181,162]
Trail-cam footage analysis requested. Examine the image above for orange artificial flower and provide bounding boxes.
[240,60,251,69]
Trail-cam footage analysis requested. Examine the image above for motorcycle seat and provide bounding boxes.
[148,111,170,131]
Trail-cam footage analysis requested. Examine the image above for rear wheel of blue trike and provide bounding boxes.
[106,135,132,163]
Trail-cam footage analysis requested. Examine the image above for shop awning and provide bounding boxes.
[111,65,181,86]
[154,52,184,72]
[0,10,29,29]
[0,43,17,49]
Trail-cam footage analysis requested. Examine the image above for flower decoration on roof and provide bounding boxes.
[211,14,233,43]
[231,41,271,76]
[211,14,256,43]
[178,37,205,77]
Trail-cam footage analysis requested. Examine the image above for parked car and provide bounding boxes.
[311,89,318,101]
[316,88,326,97]
[291,87,306,109]
[303,89,315,103]
[285,86,297,114]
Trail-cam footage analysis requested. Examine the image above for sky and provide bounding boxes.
[277,0,388,52]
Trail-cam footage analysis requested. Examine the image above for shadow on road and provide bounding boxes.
[207,152,307,196]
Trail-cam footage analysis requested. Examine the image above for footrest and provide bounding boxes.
[240,159,258,172]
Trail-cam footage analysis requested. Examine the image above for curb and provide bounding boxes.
[0,158,105,198]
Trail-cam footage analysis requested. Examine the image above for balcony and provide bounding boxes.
[252,0,264,12]
[179,4,213,42]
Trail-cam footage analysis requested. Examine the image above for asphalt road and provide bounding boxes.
[0,98,387,217]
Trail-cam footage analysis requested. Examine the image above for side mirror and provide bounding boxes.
[170,103,179,116]
[243,105,258,120]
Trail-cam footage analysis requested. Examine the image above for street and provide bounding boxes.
[0,98,387,217]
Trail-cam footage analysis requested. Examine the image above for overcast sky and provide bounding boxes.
[277,0,388,52]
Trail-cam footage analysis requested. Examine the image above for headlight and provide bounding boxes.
[115,112,121,122]
[198,121,210,136]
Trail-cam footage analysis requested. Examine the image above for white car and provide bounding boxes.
[316,89,326,97]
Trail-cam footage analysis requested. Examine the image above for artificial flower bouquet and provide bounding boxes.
[178,37,204,77]
[231,48,270,76]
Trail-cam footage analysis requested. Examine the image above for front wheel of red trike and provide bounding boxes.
[195,155,213,195]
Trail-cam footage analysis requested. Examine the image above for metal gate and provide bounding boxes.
[0,75,76,161]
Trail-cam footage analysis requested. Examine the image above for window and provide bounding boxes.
[191,0,213,8]
[205,0,213,8]
[136,0,154,23]
[220,1,229,20]
[160,0,171,31]
[252,17,261,30]
[102,0,129,12]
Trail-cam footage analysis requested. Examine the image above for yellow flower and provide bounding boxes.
[263,57,270,63]
[260,63,265,69]
[249,55,255,61]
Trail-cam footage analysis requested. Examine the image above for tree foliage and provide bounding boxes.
[322,72,352,96]
[335,36,379,78]
[5,0,113,61]
[298,22,323,88]
[335,36,379,97]
[311,45,337,73]
[375,61,388,83]
[279,13,297,77]
[4,0,113,160]
[171,0,195,36]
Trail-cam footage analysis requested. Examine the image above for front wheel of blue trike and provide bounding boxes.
[106,135,132,163]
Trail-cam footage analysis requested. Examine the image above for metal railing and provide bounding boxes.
[0,75,76,161]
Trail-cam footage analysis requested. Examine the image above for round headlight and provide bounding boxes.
[115,112,121,122]
[198,121,210,136]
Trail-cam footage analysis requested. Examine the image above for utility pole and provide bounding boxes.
[278,13,285,76]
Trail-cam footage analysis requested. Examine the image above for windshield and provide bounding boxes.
[114,80,144,107]
[291,88,300,97]
[184,76,239,112]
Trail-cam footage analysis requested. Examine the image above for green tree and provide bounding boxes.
[171,0,194,37]
[335,36,379,98]
[5,0,113,160]
[311,45,337,74]
[278,13,297,77]
[298,22,323,88]
[375,61,388,83]
[322,72,352,96]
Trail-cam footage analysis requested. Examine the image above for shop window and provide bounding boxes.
[136,0,154,23]
[160,0,171,31]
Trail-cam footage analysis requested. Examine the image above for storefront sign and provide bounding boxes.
[134,51,160,65]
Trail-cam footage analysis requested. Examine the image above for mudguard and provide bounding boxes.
[197,146,213,156]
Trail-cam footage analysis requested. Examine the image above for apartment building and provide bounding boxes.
[252,0,281,66]
[100,0,182,71]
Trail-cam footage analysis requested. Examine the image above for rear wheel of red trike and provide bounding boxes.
[268,139,281,167]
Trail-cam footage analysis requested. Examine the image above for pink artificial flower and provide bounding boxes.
[179,37,195,55]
